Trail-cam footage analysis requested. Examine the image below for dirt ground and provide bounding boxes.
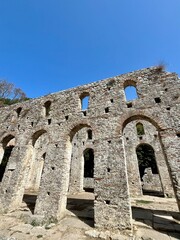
[0,193,180,240]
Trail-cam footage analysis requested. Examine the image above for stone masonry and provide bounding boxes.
[0,66,179,232]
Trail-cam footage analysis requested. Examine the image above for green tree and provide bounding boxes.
[0,79,28,106]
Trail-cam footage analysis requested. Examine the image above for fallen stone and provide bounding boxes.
[85,229,100,238]
[10,223,33,234]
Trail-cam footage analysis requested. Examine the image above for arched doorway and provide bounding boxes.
[0,135,15,182]
[83,148,94,192]
[68,127,94,194]
[136,143,163,196]
[67,125,94,226]
[123,118,174,198]
[23,130,48,213]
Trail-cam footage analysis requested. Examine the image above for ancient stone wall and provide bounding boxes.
[123,119,174,197]
[142,168,163,193]
[0,67,179,232]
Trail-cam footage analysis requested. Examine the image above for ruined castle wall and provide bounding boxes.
[0,67,179,231]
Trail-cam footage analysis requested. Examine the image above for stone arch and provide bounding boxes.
[64,118,98,142]
[63,122,93,167]
[123,118,174,197]
[136,142,164,196]
[52,122,95,219]
[136,143,158,178]
[2,134,15,149]
[68,123,92,194]
[31,129,47,146]
[63,123,95,223]
[123,115,162,131]
[124,79,137,88]
[69,124,91,141]
[22,125,50,146]
[62,120,97,196]
[22,129,49,213]
[0,134,15,182]
[117,111,167,136]
[25,130,49,192]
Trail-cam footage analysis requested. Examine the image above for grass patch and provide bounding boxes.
[37,235,43,238]
[136,200,153,204]
[30,219,40,227]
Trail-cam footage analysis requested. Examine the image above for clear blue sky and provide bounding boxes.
[0,0,179,98]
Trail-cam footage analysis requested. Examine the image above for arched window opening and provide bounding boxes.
[136,123,145,135]
[136,144,158,181]
[80,93,90,110]
[124,81,138,101]
[42,152,46,160]
[84,148,94,178]
[87,129,92,140]
[176,133,180,138]
[16,107,22,117]
[44,101,51,117]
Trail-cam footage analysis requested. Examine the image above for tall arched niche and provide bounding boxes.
[0,135,15,182]
[122,117,174,198]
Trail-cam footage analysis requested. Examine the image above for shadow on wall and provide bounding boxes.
[0,135,15,182]
[132,206,180,237]
[67,196,94,227]
[22,194,37,214]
